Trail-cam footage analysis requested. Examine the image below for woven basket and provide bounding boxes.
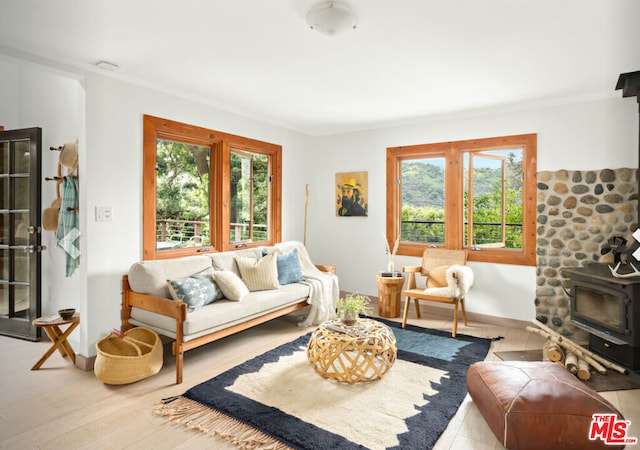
[94,327,163,385]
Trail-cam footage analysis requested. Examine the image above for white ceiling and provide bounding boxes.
[0,0,638,135]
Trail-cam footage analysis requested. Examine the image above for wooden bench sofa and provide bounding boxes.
[121,241,338,384]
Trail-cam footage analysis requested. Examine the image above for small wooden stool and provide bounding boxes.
[31,313,80,370]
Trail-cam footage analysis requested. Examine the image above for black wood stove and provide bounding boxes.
[568,71,640,370]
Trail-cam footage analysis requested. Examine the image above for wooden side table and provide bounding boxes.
[31,313,80,370]
[375,274,405,318]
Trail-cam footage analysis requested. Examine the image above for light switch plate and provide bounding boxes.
[95,206,113,222]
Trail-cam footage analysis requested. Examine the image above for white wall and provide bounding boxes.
[303,96,639,322]
[0,57,84,349]
[2,51,638,356]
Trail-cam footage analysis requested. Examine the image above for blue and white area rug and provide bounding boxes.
[155,318,494,450]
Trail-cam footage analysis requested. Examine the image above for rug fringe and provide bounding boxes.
[155,396,292,450]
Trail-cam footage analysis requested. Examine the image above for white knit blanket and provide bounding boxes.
[275,241,339,326]
[423,264,474,299]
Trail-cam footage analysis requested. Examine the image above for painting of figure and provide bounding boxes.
[336,171,368,217]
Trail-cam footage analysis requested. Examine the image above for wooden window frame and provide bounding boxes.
[386,133,537,266]
[143,115,282,260]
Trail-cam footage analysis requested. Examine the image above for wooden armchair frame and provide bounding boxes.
[401,249,469,337]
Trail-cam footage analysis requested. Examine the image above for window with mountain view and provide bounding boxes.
[386,134,536,266]
[400,155,446,244]
[463,149,524,249]
[143,115,282,260]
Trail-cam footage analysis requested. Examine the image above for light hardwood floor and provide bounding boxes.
[2,303,640,450]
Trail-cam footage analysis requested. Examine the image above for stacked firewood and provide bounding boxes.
[526,319,628,381]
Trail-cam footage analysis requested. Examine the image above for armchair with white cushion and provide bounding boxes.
[401,248,474,337]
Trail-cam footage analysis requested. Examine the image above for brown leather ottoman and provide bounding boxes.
[467,361,627,449]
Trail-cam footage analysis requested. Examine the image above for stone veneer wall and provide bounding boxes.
[535,168,638,338]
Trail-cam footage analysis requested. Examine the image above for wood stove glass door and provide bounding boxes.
[574,284,624,329]
[0,127,43,341]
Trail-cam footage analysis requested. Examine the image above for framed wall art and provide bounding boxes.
[336,171,368,217]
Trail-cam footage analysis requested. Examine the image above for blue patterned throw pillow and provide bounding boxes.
[167,267,224,312]
[192,267,225,301]
[263,249,304,285]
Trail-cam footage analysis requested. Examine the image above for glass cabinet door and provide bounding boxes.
[0,127,42,341]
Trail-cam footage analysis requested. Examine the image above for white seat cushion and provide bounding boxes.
[129,283,310,341]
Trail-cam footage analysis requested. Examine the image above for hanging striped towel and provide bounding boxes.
[56,176,80,277]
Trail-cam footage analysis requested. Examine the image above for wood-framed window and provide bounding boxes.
[143,115,282,260]
[386,133,537,266]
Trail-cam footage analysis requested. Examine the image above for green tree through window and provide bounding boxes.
[156,140,210,249]
[229,150,269,243]
[143,115,282,260]
[463,149,523,249]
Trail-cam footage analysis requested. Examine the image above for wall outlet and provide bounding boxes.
[95,206,113,222]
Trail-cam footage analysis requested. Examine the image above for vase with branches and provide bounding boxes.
[384,234,400,272]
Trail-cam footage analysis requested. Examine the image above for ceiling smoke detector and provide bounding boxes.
[306,1,357,36]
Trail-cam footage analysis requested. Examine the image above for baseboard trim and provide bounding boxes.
[371,296,530,330]
[76,353,96,371]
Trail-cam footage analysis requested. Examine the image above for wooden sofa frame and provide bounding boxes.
[121,264,336,384]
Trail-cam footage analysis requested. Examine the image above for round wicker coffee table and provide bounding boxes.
[307,318,397,383]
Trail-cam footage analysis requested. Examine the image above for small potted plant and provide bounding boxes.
[335,293,371,326]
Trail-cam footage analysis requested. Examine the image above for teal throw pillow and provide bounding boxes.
[167,268,223,312]
[263,248,304,285]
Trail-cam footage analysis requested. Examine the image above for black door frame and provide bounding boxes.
[0,127,42,341]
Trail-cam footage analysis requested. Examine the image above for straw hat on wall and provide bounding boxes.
[59,142,78,170]
[42,197,61,231]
